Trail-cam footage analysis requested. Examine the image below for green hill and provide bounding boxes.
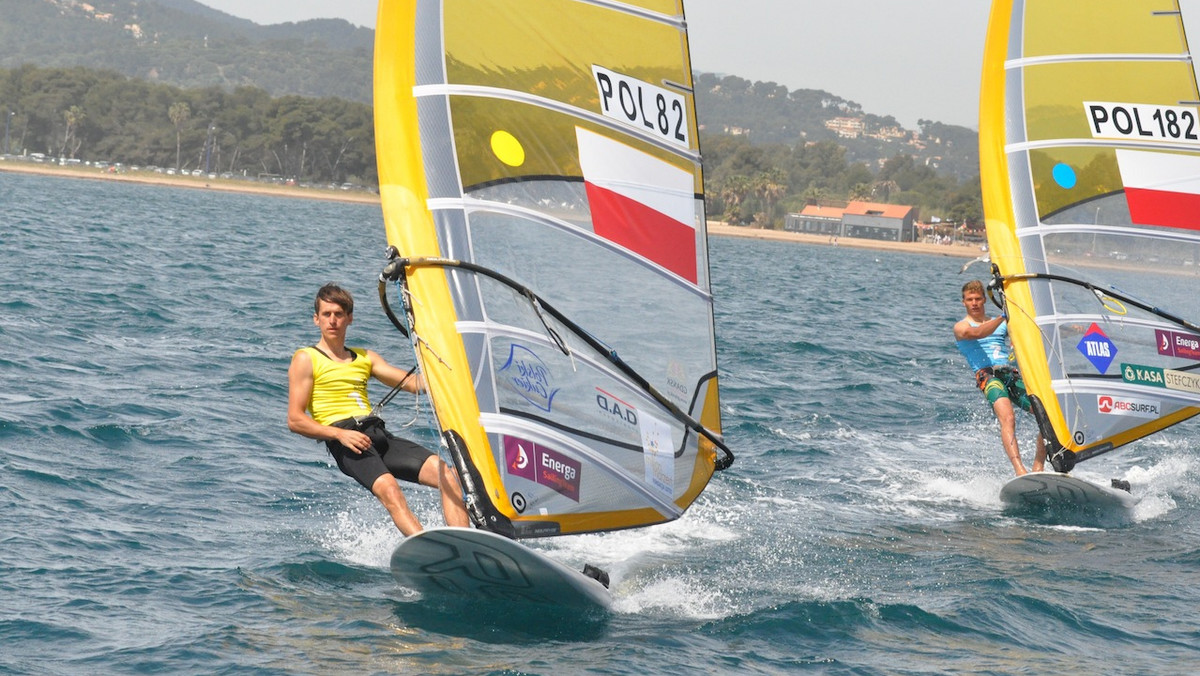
[0,0,373,102]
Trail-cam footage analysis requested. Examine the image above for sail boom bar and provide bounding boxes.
[455,320,679,406]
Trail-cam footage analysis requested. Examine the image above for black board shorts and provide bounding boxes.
[325,416,435,491]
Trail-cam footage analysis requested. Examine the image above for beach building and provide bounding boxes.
[784,201,918,242]
[784,204,844,236]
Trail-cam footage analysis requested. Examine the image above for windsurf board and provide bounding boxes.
[389,527,611,609]
[999,471,1135,510]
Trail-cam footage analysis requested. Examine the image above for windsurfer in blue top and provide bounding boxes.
[288,283,470,535]
[954,280,1046,476]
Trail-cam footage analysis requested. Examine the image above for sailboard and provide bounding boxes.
[979,0,1200,494]
[1000,471,1135,511]
[390,527,611,608]
[372,0,732,602]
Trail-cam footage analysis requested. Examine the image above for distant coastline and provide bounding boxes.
[706,223,982,259]
[2,160,983,259]
[0,160,379,206]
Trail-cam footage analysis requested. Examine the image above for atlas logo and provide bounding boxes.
[1077,323,1118,374]
[1098,394,1160,419]
[499,343,560,412]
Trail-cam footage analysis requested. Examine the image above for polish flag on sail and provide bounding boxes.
[576,127,698,282]
[1116,148,1200,231]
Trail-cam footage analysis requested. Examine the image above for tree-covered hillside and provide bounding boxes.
[0,0,373,103]
[1,65,376,185]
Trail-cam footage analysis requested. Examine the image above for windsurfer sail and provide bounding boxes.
[373,0,732,539]
[979,0,1200,472]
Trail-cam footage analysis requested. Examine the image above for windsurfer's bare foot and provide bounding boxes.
[1013,466,1027,477]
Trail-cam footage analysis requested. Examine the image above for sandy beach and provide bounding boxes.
[2,160,984,259]
[707,222,983,259]
[0,160,381,205]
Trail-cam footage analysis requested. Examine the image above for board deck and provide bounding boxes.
[1000,471,1136,510]
[390,527,611,609]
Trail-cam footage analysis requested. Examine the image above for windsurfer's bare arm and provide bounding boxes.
[366,349,425,393]
[954,315,1005,341]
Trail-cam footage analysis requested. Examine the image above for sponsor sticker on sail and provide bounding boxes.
[1164,368,1200,395]
[576,127,698,282]
[503,437,582,502]
[1115,149,1200,231]
[1077,323,1117,373]
[1122,363,1166,387]
[1156,329,1200,360]
[1098,394,1161,419]
[638,410,675,499]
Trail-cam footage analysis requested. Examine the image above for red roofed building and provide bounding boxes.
[785,201,918,242]
[785,204,845,236]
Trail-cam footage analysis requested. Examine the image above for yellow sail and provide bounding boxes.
[980,0,1200,470]
[374,0,730,537]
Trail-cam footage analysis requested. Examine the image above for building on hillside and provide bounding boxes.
[784,201,919,242]
[823,117,865,138]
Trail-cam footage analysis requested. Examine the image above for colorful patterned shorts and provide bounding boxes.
[975,366,1033,412]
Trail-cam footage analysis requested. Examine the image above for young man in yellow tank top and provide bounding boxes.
[287,283,469,535]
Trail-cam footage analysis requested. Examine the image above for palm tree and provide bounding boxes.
[717,175,752,225]
[60,105,84,159]
[169,102,190,170]
[754,168,788,228]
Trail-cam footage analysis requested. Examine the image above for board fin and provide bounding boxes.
[582,564,610,589]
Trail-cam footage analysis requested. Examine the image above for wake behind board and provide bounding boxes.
[390,527,611,609]
[1000,472,1135,511]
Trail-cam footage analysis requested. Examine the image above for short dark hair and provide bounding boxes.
[961,279,985,297]
[314,283,353,314]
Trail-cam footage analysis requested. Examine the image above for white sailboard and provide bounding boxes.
[1000,472,1135,511]
[390,527,611,608]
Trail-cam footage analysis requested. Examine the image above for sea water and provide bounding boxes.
[2,171,1199,675]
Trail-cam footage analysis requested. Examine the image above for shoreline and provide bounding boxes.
[0,160,380,205]
[707,222,984,259]
[2,160,984,259]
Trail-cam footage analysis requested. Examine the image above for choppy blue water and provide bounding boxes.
[3,171,1200,675]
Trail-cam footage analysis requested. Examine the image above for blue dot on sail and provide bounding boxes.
[1052,163,1077,189]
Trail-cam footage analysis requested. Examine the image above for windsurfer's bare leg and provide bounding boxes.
[418,456,469,528]
[1032,435,1047,472]
[371,474,424,536]
[992,397,1026,475]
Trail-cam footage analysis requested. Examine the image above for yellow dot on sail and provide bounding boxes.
[491,130,525,167]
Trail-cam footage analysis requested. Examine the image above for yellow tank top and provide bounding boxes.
[300,346,373,425]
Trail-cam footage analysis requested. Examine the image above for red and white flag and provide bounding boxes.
[576,127,698,282]
[1117,148,1200,231]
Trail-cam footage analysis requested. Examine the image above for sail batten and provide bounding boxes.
[981,0,1200,470]
[375,0,728,538]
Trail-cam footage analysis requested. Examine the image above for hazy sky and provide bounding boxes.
[196,0,991,129]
